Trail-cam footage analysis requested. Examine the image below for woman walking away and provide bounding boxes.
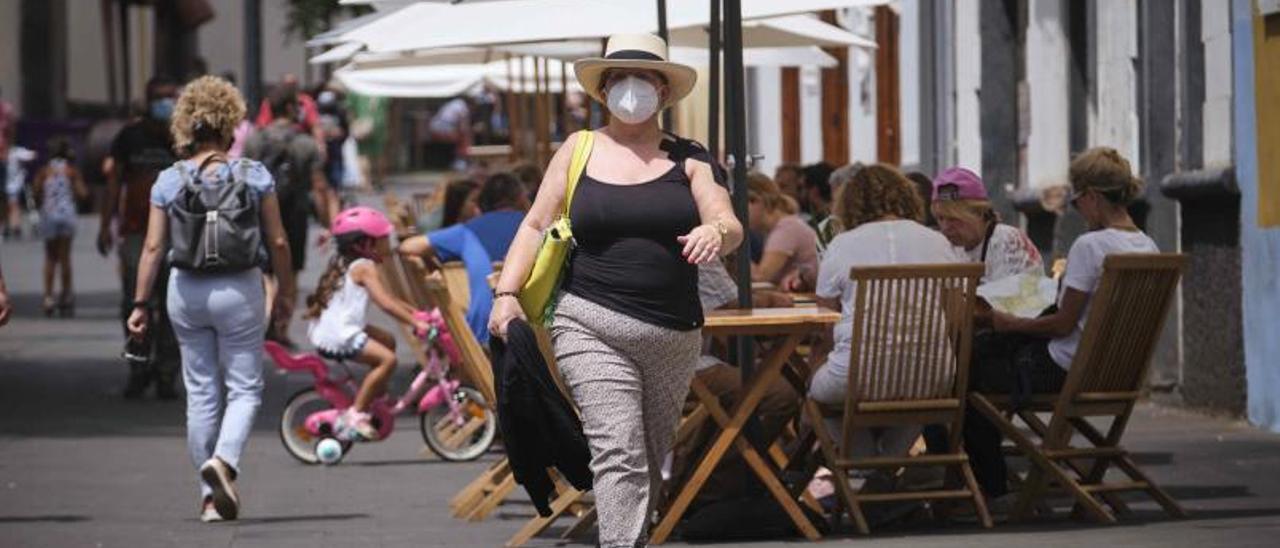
[307,207,430,441]
[964,147,1157,509]
[930,167,1042,283]
[33,139,89,316]
[488,33,743,548]
[127,76,296,523]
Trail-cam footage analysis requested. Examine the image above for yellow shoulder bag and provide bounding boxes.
[519,130,594,325]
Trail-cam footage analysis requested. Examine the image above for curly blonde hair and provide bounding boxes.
[170,75,246,156]
[833,163,924,230]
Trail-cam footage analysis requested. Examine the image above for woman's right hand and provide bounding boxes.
[126,307,149,339]
[488,295,526,339]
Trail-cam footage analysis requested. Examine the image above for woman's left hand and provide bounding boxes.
[677,224,722,265]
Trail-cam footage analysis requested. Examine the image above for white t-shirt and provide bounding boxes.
[959,223,1044,283]
[308,258,373,352]
[816,220,963,384]
[1047,229,1159,369]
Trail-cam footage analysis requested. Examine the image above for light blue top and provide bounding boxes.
[150,158,275,208]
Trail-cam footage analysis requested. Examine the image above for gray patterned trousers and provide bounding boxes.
[551,293,701,548]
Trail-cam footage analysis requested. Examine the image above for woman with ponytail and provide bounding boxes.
[964,147,1158,508]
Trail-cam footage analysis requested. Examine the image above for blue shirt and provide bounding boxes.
[428,210,524,264]
[150,158,276,208]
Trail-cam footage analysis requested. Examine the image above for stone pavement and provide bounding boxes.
[2,204,1280,547]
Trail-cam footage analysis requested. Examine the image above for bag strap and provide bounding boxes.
[562,130,594,216]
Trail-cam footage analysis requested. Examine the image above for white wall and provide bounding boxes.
[752,67,783,176]
[897,0,920,168]
[0,0,21,113]
[953,0,982,172]
[200,1,311,87]
[799,65,823,163]
[845,6,878,164]
[1024,0,1070,189]
[1202,0,1234,168]
[1092,1,1141,168]
[66,1,110,104]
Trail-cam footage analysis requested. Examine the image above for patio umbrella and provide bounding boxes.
[333,0,886,54]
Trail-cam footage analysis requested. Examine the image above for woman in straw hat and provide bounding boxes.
[489,33,743,546]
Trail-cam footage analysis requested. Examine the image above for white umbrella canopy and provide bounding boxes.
[669,46,838,68]
[336,55,581,98]
[334,0,887,54]
[669,14,875,49]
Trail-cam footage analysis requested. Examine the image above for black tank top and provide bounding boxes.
[562,163,703,331]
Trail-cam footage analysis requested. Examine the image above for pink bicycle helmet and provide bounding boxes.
[331,206,393,239]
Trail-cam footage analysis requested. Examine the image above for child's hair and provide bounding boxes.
[304,233,370,320]
[47,138,74,162]
[1069,147,1145,205]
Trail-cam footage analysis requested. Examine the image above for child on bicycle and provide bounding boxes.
[306,206,427,441]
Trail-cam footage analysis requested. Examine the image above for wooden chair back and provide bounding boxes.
[398,254,498,406]
[1062,253,1186,398]
[841,263,983,446]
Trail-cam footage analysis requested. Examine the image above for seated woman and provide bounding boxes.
[747,172,818,290]
[809,164,962,457]
[399,172,528,343]
[419,177,480,234]
[964,147,1156,501]
[930,166,1042,283]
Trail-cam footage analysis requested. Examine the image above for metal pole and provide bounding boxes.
[657,0,673,130]
[708,0,721,157]
[244,0,262,111]
[120,0,132,112]
[724,0,759,450]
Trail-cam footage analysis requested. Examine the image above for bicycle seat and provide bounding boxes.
[264,341,330,380]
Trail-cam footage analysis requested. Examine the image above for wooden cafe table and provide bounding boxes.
[649,306,841,544]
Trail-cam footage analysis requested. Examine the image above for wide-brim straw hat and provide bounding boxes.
[574,33,698,110]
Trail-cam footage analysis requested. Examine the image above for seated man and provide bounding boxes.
[399,172,528,343]
[669,261,802,503]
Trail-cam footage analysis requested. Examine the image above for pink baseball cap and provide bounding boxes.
[932,167,988,201]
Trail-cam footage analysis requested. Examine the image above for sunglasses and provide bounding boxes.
[1069,189,1089,209]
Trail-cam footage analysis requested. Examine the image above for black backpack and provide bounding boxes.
[259,128,305,208]
[167,156,262,273]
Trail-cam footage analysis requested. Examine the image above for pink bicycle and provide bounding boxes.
[264,309,497,464]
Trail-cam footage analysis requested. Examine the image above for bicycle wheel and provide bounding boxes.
[419,385,497,462]
[280,388,352,465]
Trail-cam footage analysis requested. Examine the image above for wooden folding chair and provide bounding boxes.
[968,253,1188,523]
[802,263,990,534]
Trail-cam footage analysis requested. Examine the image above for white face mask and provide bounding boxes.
[606,76,660,125]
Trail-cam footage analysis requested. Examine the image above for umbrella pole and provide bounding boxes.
[708,0,721,158]
[560,59,569,138]
[657,0,672,130]
[723,0,760,450]
[506,54,519,163]
[532,56,543,167]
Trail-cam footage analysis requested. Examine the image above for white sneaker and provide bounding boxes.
[200,499,224,523]
[199,458,240,520]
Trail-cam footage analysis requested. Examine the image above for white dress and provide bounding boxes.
[307,258,372,357]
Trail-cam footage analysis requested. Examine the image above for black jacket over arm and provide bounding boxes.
[489,319,592,517]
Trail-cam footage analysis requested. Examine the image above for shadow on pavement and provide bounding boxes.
[234,513,369,525]
[0,515,91,523]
